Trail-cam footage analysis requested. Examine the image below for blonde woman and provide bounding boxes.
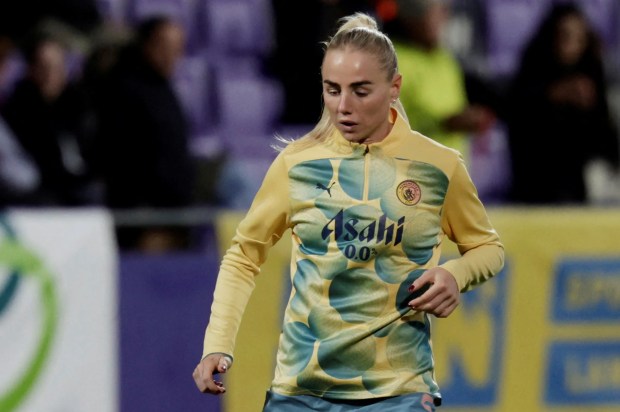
[193,12,504,411]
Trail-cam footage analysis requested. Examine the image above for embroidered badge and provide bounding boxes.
[396,180,421,206]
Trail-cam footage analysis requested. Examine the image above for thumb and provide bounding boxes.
[218,356,232,373]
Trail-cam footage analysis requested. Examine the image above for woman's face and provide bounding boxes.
[30,40,68,101]
[555,14,588,66]
[322,47,401,145]
[144,22,186,78]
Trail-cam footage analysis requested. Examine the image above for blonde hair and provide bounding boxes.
[275,12,408,152]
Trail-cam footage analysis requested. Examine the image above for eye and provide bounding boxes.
[325,87,340,96]
[354,89,369,97]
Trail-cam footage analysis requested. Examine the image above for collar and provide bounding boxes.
[325,108,412,155]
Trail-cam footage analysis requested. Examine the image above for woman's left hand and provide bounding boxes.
[407,267,460,318]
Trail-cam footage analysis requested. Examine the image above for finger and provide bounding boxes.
[217,357,231,373]
[192,367,203,391]
[425,287,459,315]
[440,301,459,318]
[408,273,432,292]
[431,298,459,318]
[193,364,226,395]
[409,296,439,313]
[199,373,226,394]
[408,283,440,309]
[192,365,210,392]
[203,378,227,394]
[410,289,455,314]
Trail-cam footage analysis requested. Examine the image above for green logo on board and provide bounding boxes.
[0,216,58,411]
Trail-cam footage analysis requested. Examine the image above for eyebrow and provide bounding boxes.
[323,80,373,88]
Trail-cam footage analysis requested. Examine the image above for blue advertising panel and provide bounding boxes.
[545,341,620,405]
[119,253,222,412]
[552,259,620,323]
[545,257,620,407]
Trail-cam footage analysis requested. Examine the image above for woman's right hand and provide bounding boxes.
[549,75,596,109]
[192,353,232,395]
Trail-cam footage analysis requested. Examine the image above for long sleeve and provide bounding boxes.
[203,152,291,358]
[439,155,505,292]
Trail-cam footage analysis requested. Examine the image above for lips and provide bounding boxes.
[339,120,357,131]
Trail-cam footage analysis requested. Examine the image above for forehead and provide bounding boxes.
[151,23,185,44]
[36,41,65,62]
[322,47,385,83]
[558,14,586,33]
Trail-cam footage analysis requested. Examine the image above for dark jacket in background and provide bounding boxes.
[506,4,619,204]
[98,48,194,208]
[2,78,99,205]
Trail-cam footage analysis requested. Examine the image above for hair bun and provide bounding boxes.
[335,12,379,34]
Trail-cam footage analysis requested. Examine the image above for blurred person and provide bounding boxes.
[96,16,195,251]
[386,0,496,163]
[0,34,40,206]
[1,29,101,206]
[193,12,504,410]
[506,2,619,204]
[0,0,101,45]
[81,25,132,104]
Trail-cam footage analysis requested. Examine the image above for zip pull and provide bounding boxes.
[364,145,369,155]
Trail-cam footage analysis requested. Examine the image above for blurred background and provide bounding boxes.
[0,0,619,411]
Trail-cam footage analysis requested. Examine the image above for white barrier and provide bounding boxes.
[0,209,118,412]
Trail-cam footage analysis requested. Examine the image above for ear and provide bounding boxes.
[390,73,402,101]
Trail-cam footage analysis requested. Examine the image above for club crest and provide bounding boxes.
[396,180,421,206]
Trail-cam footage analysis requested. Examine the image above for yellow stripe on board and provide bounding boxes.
[215,211,291,412]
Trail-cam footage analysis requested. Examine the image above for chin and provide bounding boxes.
[337,129,358,142]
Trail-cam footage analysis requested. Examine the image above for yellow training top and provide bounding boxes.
[203,110,504,399]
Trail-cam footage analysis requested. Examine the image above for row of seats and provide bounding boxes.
[96,0,275,57]
[0,2,284,161]
[126,0,620,140]
[97,0,620,78]
[172,56,284,157]
[5,0,619,162]
[79,0,282,158]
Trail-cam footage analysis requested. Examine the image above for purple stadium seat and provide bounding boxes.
[485,0,553,77]
[469,123,512,204]
[204,0,274,57]
[216,74,283,135]
[131,0,192,21]
[95,0,129,24]
[211,69,283,207]
[172,56,214,137]
[130,0,204,54]
[0,52,26,105]
[211,55,263,79]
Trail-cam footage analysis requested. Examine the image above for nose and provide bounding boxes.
[338,92,352,114]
